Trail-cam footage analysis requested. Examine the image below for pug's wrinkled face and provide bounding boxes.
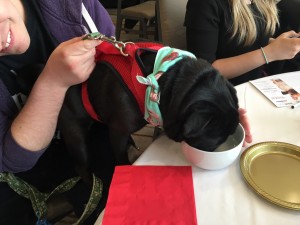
[159,57,239,152]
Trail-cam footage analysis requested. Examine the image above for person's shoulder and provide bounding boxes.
[187,0,226,8]
[186,0,228,15]
[187,0,229,17]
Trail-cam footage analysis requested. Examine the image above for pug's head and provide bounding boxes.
[159,57,239,152]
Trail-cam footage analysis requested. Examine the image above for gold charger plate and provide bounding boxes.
[240,141,300,210]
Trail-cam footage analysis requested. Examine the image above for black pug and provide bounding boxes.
[57,41,240,183]
[15,41,240,184]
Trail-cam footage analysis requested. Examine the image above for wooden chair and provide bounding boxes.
[115,0,157,40]
[156,0,188,49]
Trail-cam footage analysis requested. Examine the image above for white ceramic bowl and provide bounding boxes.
[181,123,245,170]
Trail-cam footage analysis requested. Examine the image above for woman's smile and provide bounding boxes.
[5,31,11,48]
[0,0,30,56]
[1,30,12,52]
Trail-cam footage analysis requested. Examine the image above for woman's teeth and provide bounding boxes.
[5,31,11,48]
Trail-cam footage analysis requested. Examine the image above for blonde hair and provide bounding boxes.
[229,0,279,46]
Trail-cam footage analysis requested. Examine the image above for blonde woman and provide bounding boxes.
[185,0,300,85]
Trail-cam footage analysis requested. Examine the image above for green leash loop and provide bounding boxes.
[0,173,102,224]
[74,174,103,225]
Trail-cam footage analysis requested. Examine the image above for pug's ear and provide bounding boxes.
[180,114,205,149]
[182,112,211,141]
[163,112,208,144]
[162,119,184,142]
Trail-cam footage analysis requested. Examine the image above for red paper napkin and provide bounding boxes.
[102,165,197,225]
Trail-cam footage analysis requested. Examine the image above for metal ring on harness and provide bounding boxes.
[114,41,134,56]
[83,32,134,56]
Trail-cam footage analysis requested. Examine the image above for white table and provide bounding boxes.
[95,73,300,225]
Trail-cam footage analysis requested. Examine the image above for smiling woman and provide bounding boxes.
[0,0,116,224]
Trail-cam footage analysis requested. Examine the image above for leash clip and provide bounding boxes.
[83,32,134,56]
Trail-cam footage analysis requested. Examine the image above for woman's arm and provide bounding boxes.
[186,0,300,80]
[213,30,300,79]
[11,37,101,151]
[263,31,300,63]
[212,49,267,79]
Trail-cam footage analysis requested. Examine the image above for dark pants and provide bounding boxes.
[0,123,115,225]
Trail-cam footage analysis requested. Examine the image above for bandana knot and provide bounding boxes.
[136,47,196,126]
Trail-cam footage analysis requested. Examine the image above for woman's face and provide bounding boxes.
[0,0,30,56]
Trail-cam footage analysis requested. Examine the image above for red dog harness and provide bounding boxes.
[82,41,164,121]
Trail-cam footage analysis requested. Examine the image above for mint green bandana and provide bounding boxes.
[136,47,196,126]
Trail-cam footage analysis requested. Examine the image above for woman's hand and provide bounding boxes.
[239,108,253,146]
[11,36,102,152]
[41,36,102,89]
[264,30,300,63]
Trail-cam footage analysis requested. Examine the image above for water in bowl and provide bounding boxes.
[214,136,238,152]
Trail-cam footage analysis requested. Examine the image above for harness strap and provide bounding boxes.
[0,173,102,225]
[82,41,163,121]
[82,82,100,121]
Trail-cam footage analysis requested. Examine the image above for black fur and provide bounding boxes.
[15,48,239,183]
[158,57,239,150]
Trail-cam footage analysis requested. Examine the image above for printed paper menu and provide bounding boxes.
[250,71,300,107]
